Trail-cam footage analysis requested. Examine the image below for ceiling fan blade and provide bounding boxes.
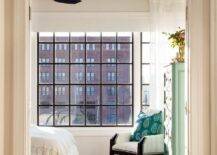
[54,0,81,4]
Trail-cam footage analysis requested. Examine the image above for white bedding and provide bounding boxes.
[30,126,79,155]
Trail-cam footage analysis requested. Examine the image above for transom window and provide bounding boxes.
[37,32,133,127]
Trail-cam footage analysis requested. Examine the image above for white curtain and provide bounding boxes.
[149,0,186,109]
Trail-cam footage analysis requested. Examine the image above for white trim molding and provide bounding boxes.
[210,0,217,154]
[13,0,30,154]
[188,0,211,154]
[0,0,5,154]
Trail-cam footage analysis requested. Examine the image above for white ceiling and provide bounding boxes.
[31,0,150,12]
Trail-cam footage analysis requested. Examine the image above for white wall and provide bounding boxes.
[149,0,186,109]
[31,12,150,32]
[31,0,149,12]
[30,1,185,155]
[31,0,151,32]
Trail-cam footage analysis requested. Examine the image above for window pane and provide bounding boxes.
[142,32,151,42]
[118,85,132,105]
[39,65,53,84]
[55,85,69,105]
[70,85,85,105]
[117,106,132,125]
[70,65,85,84]
[142,44,151,63]
[86,85,100,105]
[55,65,69,84]
[102,32,116,42]
[70,32,85,42]
[55,32,69,42]
[39,106,53,126]
[102,64,116,84]
[117,64,132,84]
[55,44,69,63]
[117,44,132,63]
[86,65,100,84]
[86,44,100,63]
[71,106,85,125]
[142,85,150,106]
[55,106,69,126]
[39,32,53,42]
[102,106,116,125]
[38,32,134,127]
[142,65,151,84]
[39,85,53,105]
[70,44,85,63]
[86,32,100,42]
[86,106,100,125]
[39,44,53,63]
[102,86,116,105]
[102,44,116,63]
[117,32,132,42]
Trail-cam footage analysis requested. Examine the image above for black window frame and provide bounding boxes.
[141,32,151,110]
[37,32,134,127]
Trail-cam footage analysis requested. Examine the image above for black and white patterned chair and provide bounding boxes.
[110,133,164,155]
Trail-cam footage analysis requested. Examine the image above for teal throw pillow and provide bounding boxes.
[130,111,163,141]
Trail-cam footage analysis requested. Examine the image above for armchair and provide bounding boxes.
[110,133,164,155]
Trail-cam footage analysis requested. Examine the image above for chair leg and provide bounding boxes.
[137,137,145,155]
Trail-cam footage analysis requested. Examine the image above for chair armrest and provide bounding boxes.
[110,133,131,145]
[110,134,118,151]
[115,132,131,144]
[142,134,164,154]
[110,133,131,154]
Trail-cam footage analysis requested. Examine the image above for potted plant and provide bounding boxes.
[163,28,185,63]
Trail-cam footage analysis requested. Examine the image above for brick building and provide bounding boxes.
[38,32,132,126]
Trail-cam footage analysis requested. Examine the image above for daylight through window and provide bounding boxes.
[37,32,134,127]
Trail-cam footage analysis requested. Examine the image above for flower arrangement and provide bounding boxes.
[163,28,185,63]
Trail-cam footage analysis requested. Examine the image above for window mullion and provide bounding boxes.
[115,32,118,126]
[84,32,87,126]
[100,32,102,126]
[53,32,55,126]
[68,32,71,126]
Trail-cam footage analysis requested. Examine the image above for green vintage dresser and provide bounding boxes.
[164,63,185,155]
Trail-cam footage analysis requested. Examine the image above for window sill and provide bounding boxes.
[66,127,134,137]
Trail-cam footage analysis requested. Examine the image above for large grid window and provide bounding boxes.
[141,32,151,109]
[37,32,133,127]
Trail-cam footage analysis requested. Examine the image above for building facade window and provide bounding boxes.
[55,86,66,95]
[37,32,133,127]
[87,72,95,81]
[75,72,84,81]
[87,44,96,51]
[86,58,95,63]
[76,86,83,95]
[41,44,51,51]
[105,44,116,51]
[117,44,121,51]
[75,58,84,63]
[107,58,116,63]
[86,86,95,96]
[107,86,116,96]
[107,72,116,81]
[40,86,50,96]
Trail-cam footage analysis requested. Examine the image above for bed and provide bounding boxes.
[30,126,79,155]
